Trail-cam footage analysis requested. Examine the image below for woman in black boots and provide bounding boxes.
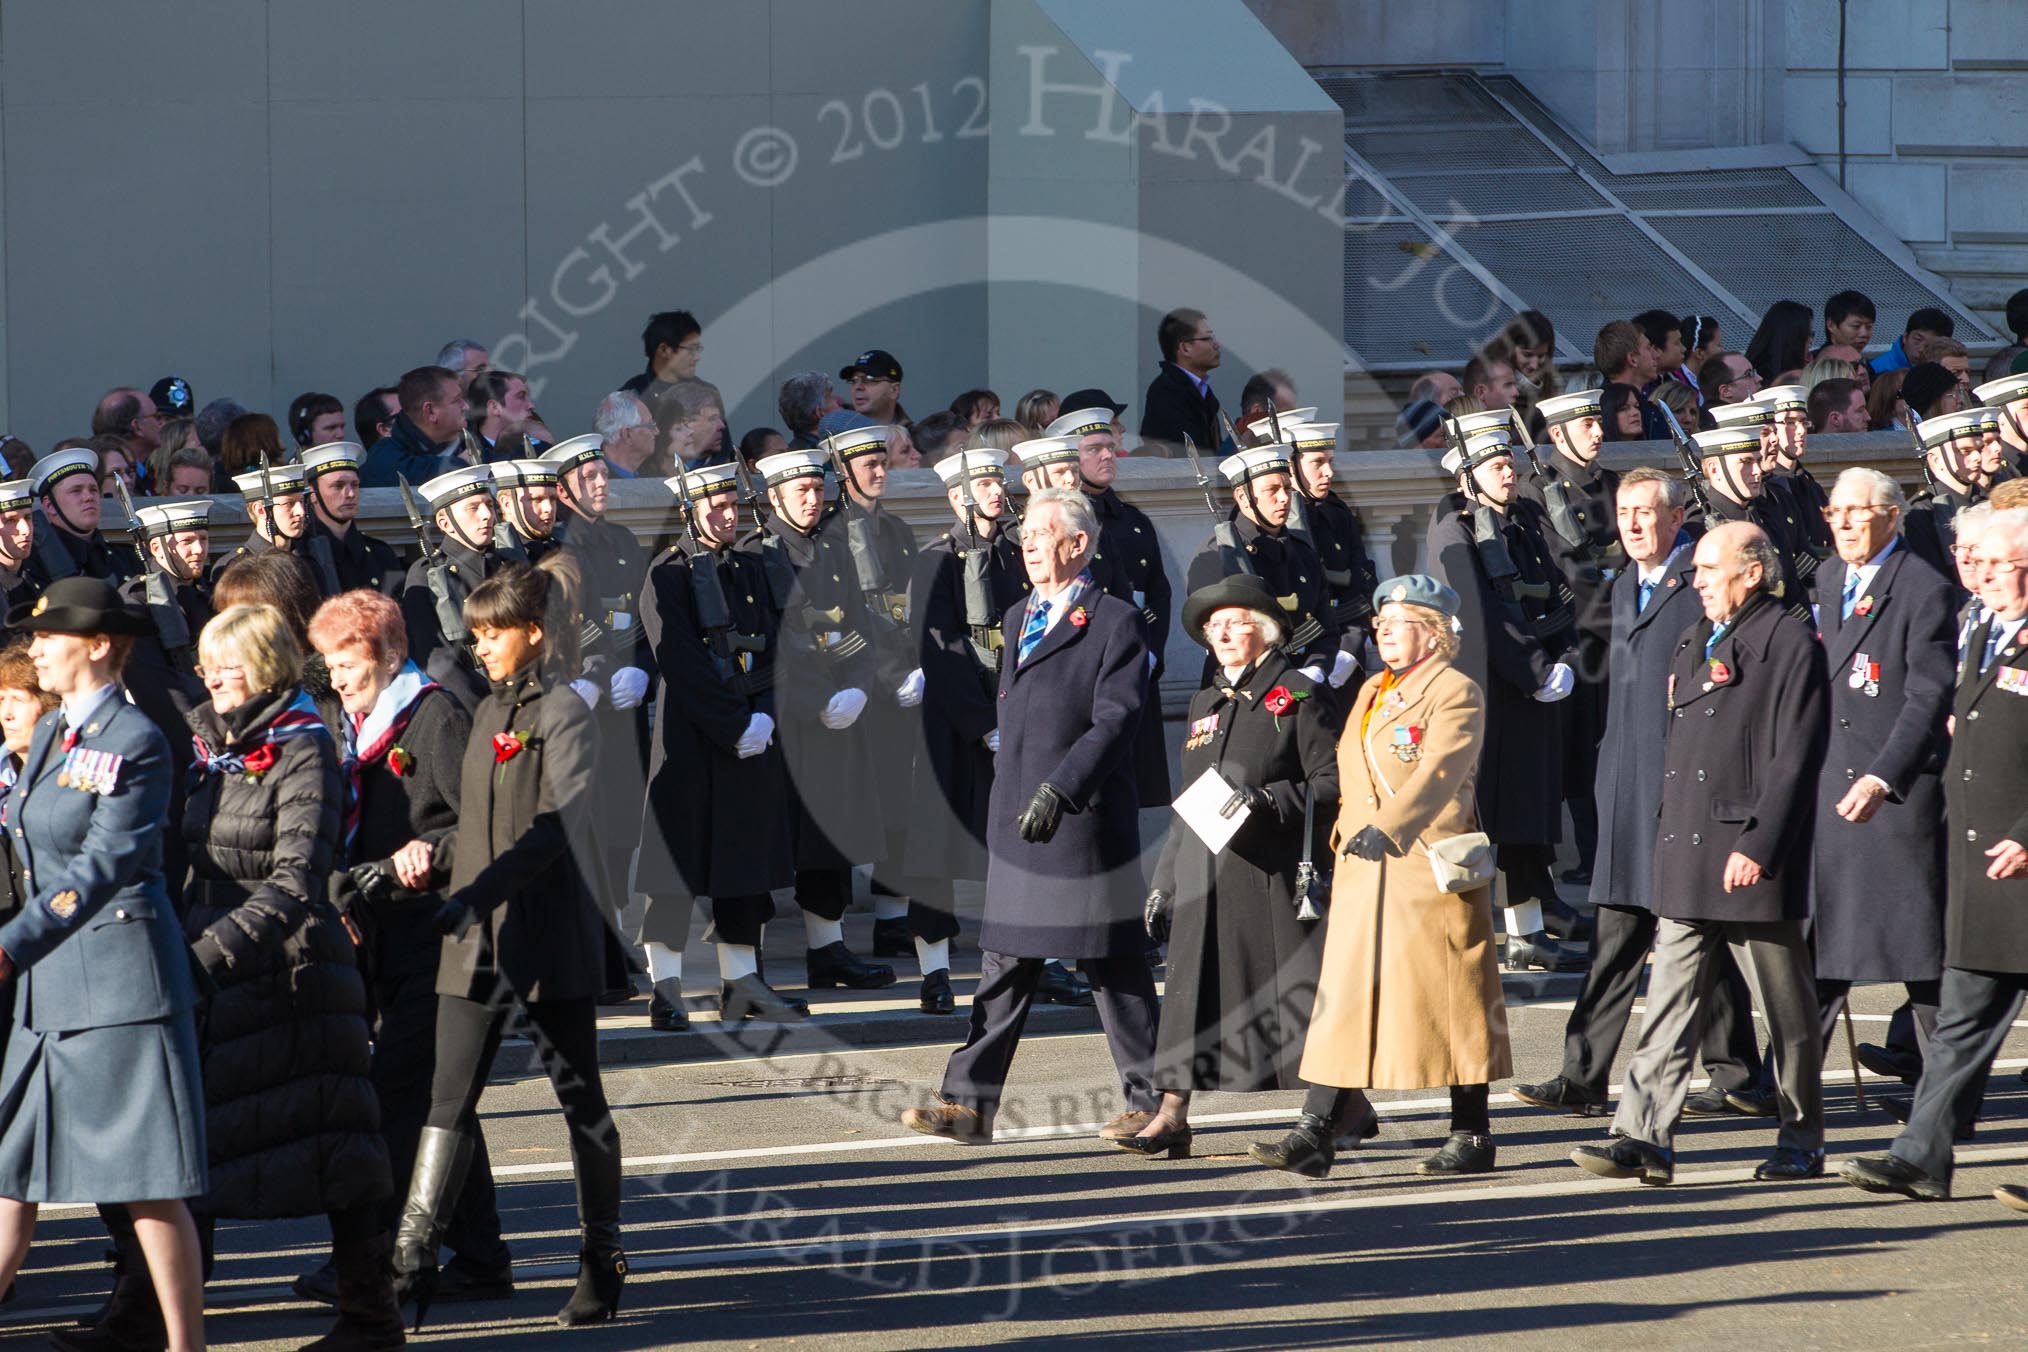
[183,603,400,1348]
[390,562,624,1328]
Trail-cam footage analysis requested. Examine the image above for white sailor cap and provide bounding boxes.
[0,480,34,514]
[1219,444,1293,487]
[1537,389,1604,425]
[755,449,829,487]
[1972,405,2003,433]
[418,464,496,510]
[1449,408,1519,440]
[231,463,309,499]
[133,499,213,538]
[300,441,365,478]
[1239,406,1318,444]
[1282,422,1340,452]
[669,461,740,502]
[1009,435,1082,469]
[820,424,892,462]
[28,449,97,497]
[490,459,560,489]
[1693,426,1763,458]
[1708,400,1774,429]
[1973,372,2028,408]
[1045,408,1120,441]
[539,433,606,475]
[933,450,1008,485]
[1917,409,1987,449]
[1439,429,1516,477]
[1760,384,1809,415]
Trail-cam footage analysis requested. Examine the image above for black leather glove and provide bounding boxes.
[348,861,395,906]
[1220,784,1271,820]
[434,894,479,939]
[1017,783,1068,844]
[1144,889,1173,944]
[1341,825,1395,862]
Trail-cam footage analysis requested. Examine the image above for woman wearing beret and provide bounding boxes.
[1253,575,1512,1180]
[1120,575,1339,1159]
[0,578,208,1351]
[182,603,397,1349]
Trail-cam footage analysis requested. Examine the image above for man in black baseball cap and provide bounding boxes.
[840,350,906,425]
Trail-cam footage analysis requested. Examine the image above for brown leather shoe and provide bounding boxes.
[1099,1110,1155,1141]
[1996,1184,2028,1215]
[901,1099,992,1145]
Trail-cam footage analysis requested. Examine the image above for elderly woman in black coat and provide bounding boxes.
[183,602,398,1349]
[1124,576,1339,1159]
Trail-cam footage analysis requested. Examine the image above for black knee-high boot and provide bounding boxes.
[556,1132,626,1326]
[391,1126,472,1330]
[304,1206,405,1351]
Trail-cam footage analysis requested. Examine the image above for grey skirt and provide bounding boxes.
[0,1010,208,1204]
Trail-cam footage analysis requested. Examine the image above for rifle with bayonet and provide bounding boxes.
[1510,411,1596,559]
[114,476,192,658]
[672,485,764,694]
[397,474,472,649]
[1184,432,1254,577]
[1450,413,1566,638]
[827,445,907,635]
[952,463,1004,673]
[1655,401,1715,522]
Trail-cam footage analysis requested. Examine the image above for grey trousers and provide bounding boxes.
[1890,967,2026,1184]
[1612,917,1824,1153]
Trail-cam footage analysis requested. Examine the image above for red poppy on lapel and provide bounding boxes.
[1069,607,1089,628]
[241,745,277,778]
[1854,595,1873,618]
[1708,660,1731,685]
[492,731,527,763]
[388,745,413,777]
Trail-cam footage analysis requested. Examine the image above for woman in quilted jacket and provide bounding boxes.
[182,602,399,1351]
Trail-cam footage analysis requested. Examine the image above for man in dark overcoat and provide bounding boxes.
[635,463,802,1027]
[901,451,1031,1015]
[1572,521,1830,1185]
[1425,427,1584,971]
[1844,506,2028,1200]
[1514,470,1765,1117]
[1694,414,1810,621]
[901,487,1159,1145]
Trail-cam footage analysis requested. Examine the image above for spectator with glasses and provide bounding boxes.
[1140,307,1225,459]
[841,349,908,426]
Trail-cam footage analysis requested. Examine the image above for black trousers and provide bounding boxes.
[428,984,621,1229]
[373,965,508,1267]
[1890,966,2023,1184]
[1305,1083,1491,1135]
[638,891,776,950]
[900,875,962,946]
[1749,977,1943,1098]
[795,866,853,924]
[941,950,1159,1125]
[1560,903,1762,1096]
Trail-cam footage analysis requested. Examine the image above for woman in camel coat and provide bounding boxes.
[1252,574,1511,1180]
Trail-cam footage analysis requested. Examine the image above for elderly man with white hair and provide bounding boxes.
[592,391,656,478]
[902,487,1160,1148]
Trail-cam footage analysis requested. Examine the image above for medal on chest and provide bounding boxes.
[55,746,122,794]
[1391,723,1423,763]
[1183,711,1220,752]
[1848,651,1880,697]
[1998,665,2028,696]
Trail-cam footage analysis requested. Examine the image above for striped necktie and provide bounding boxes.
[1638,578,1656,613]
[1018,599,1052,665]
[1841,570,1861,621]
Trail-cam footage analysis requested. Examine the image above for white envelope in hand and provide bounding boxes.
[1174,765,1251,855]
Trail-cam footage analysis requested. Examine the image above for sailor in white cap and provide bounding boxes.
[25,447,137,588]
[302,440,403,595]
[1759,385,1833,552]
[402,464,520,711]
[1182,443,1342,690]
[490,459,562,561]
[735,449,897,993]
[121,497,216,670]
[1693,423,1810,621]
[1427,426,1589,973]
[1009,434,1082,495]
[1969,405,2019,491]
[1237,405,1318,446]
[634,460,806,1028]
[1974,370,2028,468]
[218,461,340,595]
[1283,420,1380,663]
[0,478,37,609]
[1903,411,1988,577]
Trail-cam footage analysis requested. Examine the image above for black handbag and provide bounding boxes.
[1293,785,1326,921]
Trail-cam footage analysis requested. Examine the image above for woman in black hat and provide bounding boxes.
[1119,575,1340,1159]
[0,578,209,1351]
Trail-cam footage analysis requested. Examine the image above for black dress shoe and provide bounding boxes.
[871,916,913,958]
[1110,1124,1193,1159]
[1540,895,1595,943]
[919,968,956,1015]
[647,979,691,1032]
[1511,1075,1610,1117]
[1681,1084,1734,1116]
[291,1258,339,1306]
[1572,1135,1674,1185]
[1995,1184,2028,1214]
[1418,1132,1495,1175]
[435,1253,516,1303]
[1854,1042,1922,1084]
[1754,1147,1824,1180]
[1879,1095,1974,1140]
[596,979,639,1006]
[805,941,897,990]
[1249,1113,1335,1179]
[1034,960,1094,1006]
[1723,1087,1778,1117]
[720,973,811,1021]
[1332,1106,1382,1152]
[1505,932,1587,973]
[1841,1154,1949,1200]
[1557,866,1592,886]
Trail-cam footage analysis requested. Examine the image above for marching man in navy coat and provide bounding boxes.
[902,487,1161,1146]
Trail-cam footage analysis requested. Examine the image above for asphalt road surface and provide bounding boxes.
[5,980,2026,1351]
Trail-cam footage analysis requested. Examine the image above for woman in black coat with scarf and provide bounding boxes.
[182,602,398,1349]
[1126,576,1340,1159]
[389,562,624,1330]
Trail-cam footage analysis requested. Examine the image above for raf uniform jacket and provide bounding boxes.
[1811,544,1956,982]
[402,536,526,712]
[1185,510,1338,681]
[1138,361,1223,459]
[1942,612,2028,973]
[1651,594,1829,924]
[1088,485,1175,802]
[1589,543,1699,914]
[981,580,1148,959]
[0,694,195,1033]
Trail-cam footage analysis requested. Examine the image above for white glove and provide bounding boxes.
[820,687,869,730]
[570,678,603,710]
[985,729,1001,753]
[1329,649,1358,689]
[896,668,925,708]
[734,711,774,759]
[1533,662,1575,703]
[608,666,649,710]
[1299,663,1328,685]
